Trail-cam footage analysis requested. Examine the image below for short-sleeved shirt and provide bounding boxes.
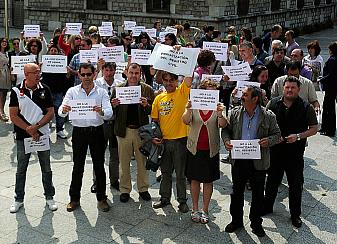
[151,81,190,139]
[69,53,81,86]
[9,82,53,140]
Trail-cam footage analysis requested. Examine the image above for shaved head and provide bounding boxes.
[24,63,39,74]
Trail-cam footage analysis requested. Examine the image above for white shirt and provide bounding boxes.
[94,77,123,94]
[58,84,113,127]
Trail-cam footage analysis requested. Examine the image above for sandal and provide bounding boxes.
[0,113,9,122]
[200,210,209,224]
[191,210,200,223]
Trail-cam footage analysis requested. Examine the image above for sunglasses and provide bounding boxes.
[125,38,132,41]
[79,73,93,77]
[13,43,19,46]
[75,37,81,40]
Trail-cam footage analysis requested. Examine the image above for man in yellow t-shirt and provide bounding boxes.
[151,71,192,213]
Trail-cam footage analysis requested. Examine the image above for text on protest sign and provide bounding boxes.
[221,62,252,81]
[131,49,152,65]
[235,81,261,98]
[114,62,128,81]
[190,89,219,111]
[11,56,36,75]
[68,99,97,120]
[41,55,67,73]
[203,42,228,61]
[65,23,82,35]
[165,26,178,35]
[147,43,200,76]
[145,28,157,38]
[101,22,113,28]
[124,21,137,31]
[24,135,50,154]
[91,44,102,51]
[98,46,124,63]
[201,74,223,84]
[115,86,141,104]
[131,26,146,37]
[231,139,261,159]
[98,26,113,37]
[24,25,40,38]
[80,50,98,64]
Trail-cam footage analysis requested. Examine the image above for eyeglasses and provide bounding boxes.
[13,42,19,46]
[79,73,93,77]
[31,44,38,47]
[125,38,132,41]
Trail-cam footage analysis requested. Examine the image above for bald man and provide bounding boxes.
[9,63,57,213]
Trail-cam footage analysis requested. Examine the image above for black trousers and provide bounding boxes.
[264,153,304,218]
[230,160,266,227]
[321,89,337,135]
[69,126,107,202]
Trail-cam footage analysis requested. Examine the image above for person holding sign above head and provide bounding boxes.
[151,71,193,213]
[182,79,227,224]
[111,63,154,203]
[19,32,48,63]
[68,37,92,86]
[59,63,113,212]
[8,63,57,213]
[264,76,318,228]
[221,85,281,237]
[41,45,68,139]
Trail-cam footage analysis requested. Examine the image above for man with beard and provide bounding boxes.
[264,76,318,228]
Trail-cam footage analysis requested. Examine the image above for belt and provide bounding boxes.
[164,137,187,142]
[74,125,103,132]
[127,125,139,129]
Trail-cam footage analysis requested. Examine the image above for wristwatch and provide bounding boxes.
[296,133,301,141]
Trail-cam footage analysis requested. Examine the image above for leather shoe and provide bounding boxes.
[225,222,244,233]
[251,225,266,237]
[91,182,97,193]
[97,199,110,212]
[139,191,151,201]
[66,201,80,212]
[291,216,302,228]
[153,200,170,209]
[110,180,120,191]
[120,193,130,203]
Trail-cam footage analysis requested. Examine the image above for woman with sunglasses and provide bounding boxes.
[0,38,11,122]
[58,28,82,64]
[121,32,133,55]
[19,32,48,63]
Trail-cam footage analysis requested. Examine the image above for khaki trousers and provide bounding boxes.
[117,128,149,194]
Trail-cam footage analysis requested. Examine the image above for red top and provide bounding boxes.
[197,110,212,150]
[58,34,71,56]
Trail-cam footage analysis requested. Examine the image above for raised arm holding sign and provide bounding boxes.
[221,62,252,81]
[41,55,67,73]
[65,23,82,35]
[203,42,228,61]
[23,25,40,38]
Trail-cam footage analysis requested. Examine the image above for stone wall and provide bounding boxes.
[22,0,337,36]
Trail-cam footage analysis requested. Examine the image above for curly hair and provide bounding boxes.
[27,38,42,54]
[0,38,10,52]
[197,49,216,68]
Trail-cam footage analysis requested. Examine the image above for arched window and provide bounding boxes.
[297,0,305,9]
[146,0,170,13]
[237,0,249,16]
[271,0,281,11]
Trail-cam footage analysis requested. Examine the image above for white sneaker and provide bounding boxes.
[56,131,67,139]
[10,201,24,213]
[46,199,58,211]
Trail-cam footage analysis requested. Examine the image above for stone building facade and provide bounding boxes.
[1,0,337,35]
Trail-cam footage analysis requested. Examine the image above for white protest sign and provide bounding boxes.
[68,99,96,120]
[145,28,157,38]
[114,62,128,81]
[147,44,200,76]
[116,86,141,104]
[24,135,50,154]
[65,23,82,35]
[159,32,169,43]
[165,26,178,35]
[131,49,152,65]
[11,56,36,75]
[131,26,146,37]
[190,89,219,111]
[124,21,137,31]
[231,139,261,159]
[41,55,67,73]
[80,50,98,63]
[101,22,113,28]
[221,63,252,81]
[201,74,223,84]
[23,25,40,37]
[98,26,113,37]
[98,46,124,63]
[235,81,261,98]
[203,42,228,61]
[91,44,102,51]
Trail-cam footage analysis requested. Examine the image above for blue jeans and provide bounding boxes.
[15,140,55,202]
[52,92,65,132]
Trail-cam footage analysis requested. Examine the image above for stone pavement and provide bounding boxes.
[0,27,337,244]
